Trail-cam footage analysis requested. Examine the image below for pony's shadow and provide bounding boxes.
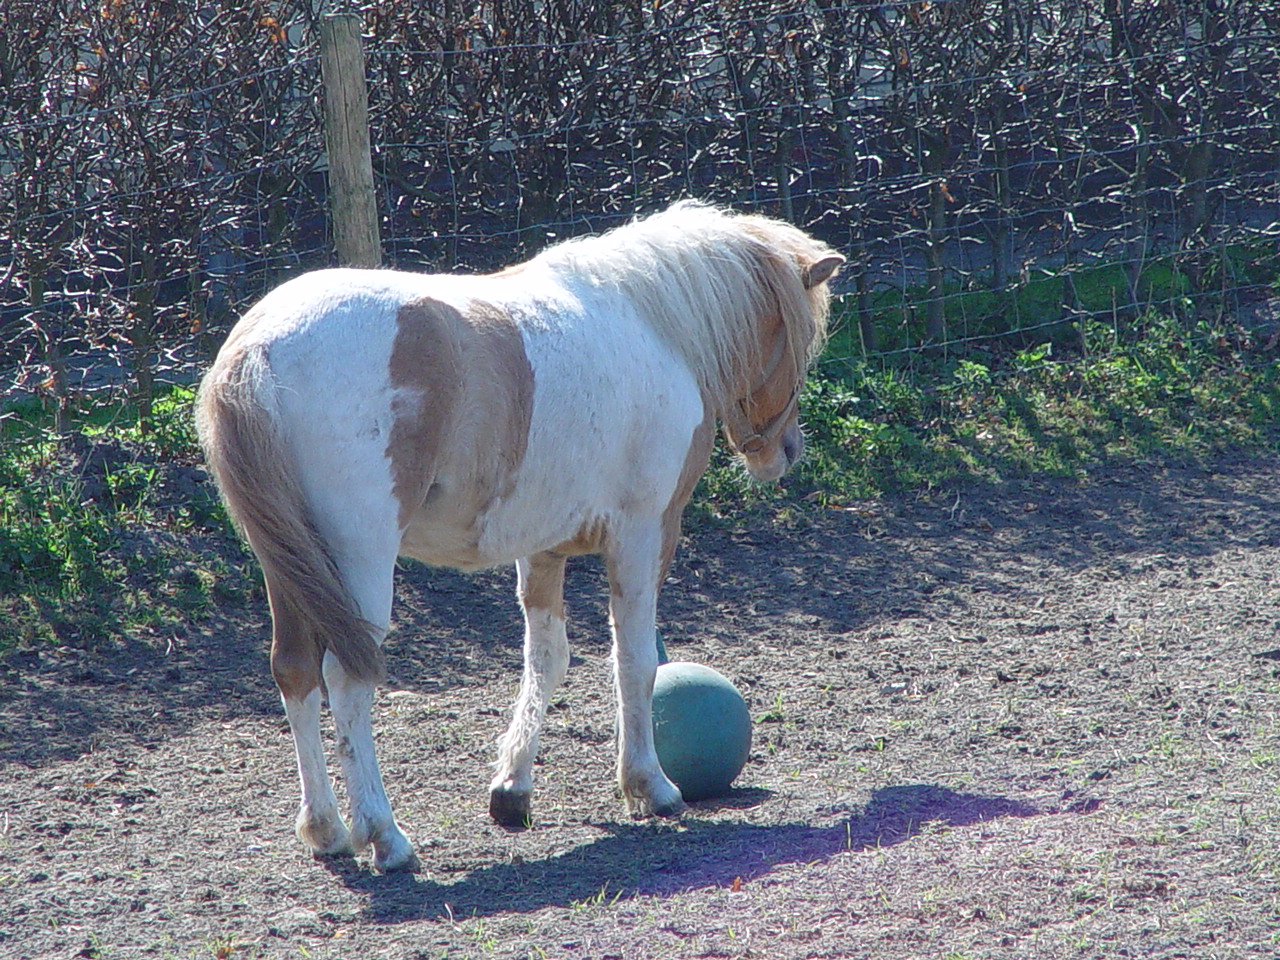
[330,783,1039,923]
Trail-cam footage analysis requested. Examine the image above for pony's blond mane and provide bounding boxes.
[530,201,836,405]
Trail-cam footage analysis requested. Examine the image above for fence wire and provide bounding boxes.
[1,0,1277,415]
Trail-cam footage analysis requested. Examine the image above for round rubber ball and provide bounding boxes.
[651,661,752,802]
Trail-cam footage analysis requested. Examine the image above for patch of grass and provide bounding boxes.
[699,304,1280,512]
[823,240,1279,360]
[0,385,254,652]
[568,881,625,916]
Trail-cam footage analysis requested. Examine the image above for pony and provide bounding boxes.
[196,201,843,871]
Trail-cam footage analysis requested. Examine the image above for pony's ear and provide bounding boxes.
[803,255,845,289]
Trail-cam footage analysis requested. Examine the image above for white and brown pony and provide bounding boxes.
[196,201,842,871]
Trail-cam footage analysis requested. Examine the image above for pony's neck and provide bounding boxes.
[533,216,779,406]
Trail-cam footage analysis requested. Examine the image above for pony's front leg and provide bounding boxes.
[607,529,685,819]
[490,552,571,827]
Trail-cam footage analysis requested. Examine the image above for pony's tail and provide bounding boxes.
[195,339,386,684]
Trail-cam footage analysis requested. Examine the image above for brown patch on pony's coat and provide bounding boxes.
[387,297,535,561]
[661,400,717,574]
[519,552,568,620]
[196,329,386,686]
[748,308,799,415]
[265,573,325,700]
[550,518,610,558]
[385,300,465,528]
[719,297,799,457]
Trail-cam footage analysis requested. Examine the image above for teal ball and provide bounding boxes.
[651,661,752,802]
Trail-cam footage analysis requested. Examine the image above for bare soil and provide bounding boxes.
[2,453,1279,960]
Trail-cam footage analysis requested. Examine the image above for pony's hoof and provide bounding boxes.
[376,848,421,874]
[653,796,687,819]
[297,809,355,859]
[489,787,533,829]
[625,788,687,820]
[372,834,420,873]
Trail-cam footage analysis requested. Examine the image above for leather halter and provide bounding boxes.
[734,382,800,455]
[730,318,802,455]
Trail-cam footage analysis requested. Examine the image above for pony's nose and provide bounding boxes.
[783,431,803,466]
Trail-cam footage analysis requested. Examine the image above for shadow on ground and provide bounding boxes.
[669,453,1280,638]
[3,453,1277,768]
[330,784,1040,922]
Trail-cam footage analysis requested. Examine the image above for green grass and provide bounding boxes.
[0,384,252,650]
[696,242,1280,515]
[822,240,1280,360]
[700,307,1280,511]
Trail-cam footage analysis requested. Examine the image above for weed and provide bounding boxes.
[758,692,786,723]
[1249,750,1277,769]
[569,881,624,915]
[466,917,498,952]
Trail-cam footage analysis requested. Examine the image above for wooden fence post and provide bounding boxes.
[319,13,381,268]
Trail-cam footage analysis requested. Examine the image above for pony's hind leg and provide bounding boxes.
[490,552,571,827]
[267,579,354,859]
[322,552,419,872]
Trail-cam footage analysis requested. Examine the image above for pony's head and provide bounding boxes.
[535,201,843,481]
[716,213,843,482]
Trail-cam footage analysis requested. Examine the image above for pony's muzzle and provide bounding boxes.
[782,427,804,467]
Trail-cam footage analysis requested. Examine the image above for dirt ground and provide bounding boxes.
[2,452,1279,960]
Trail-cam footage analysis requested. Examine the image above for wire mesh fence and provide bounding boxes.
[2,0,1277,423]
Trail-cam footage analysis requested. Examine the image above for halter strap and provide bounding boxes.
[728,315,804,455]
[734,381,800,454]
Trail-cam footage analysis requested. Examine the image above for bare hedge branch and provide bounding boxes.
[2,1,1276,421]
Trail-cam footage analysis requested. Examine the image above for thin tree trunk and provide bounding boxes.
[922,134,948,345]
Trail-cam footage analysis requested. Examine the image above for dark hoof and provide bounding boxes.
[653,797,687,819]
[378,852,421,874]
[489,789,533,830]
